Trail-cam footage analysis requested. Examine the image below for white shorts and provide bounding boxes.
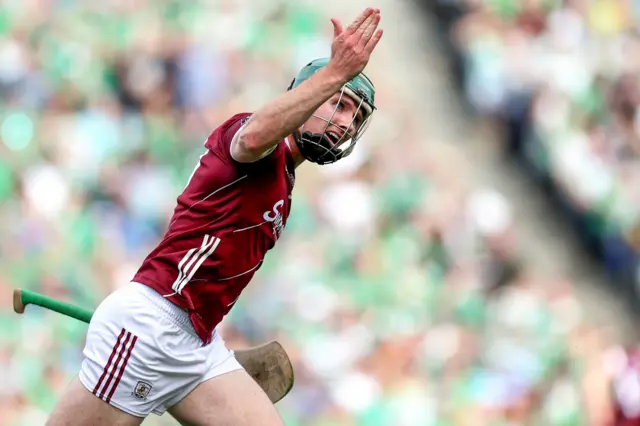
[78,282,243,417]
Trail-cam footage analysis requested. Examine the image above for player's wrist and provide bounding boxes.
[316,63,349,88]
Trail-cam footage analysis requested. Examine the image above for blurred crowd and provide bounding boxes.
[0,0,630,425]
[431,0,640,298]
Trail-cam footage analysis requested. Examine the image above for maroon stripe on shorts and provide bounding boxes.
[99,331,132,400]
[93,328,126,395]
[106,335,138,404]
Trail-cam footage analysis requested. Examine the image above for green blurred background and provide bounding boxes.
[1,0,639,425]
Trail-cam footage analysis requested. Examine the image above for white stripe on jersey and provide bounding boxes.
[172,235,221,295]
[219,260,263,281]
[175,237,220,294]
[233,221,267,233]
[168,173,248,232]
[184,151,207,190]
[171,247,198,294]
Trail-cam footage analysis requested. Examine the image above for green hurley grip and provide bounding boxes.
[17,289,94,324]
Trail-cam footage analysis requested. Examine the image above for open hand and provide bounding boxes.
[328,8,383,81]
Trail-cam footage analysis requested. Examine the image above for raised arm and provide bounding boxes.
[231,7,383,163]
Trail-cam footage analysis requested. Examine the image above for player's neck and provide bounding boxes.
[286,135,306,168]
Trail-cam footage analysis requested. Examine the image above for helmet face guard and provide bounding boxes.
[289,59,376,165]
[295,86,373,165]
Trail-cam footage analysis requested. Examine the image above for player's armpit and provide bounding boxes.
[229,123,277,163]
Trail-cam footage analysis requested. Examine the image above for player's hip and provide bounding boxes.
[80,282,241,416]
[88,282,222,356]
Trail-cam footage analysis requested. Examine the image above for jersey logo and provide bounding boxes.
[263,199,285,240]
[132,381,152,400]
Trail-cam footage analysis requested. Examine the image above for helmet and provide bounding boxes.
[288,58,376,165]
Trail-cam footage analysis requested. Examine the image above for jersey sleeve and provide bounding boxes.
[206,113,279,165]
[205,113,250,164]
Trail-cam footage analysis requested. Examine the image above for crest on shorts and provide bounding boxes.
[132,381,152,400]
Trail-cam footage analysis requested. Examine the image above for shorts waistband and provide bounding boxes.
[130,282,199,339]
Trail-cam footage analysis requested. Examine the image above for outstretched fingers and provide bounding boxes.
[365,29,384,53]
[327,7,383,80]
[344,7,375,37]
[359,12,380,43]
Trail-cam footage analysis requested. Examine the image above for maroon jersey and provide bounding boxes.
[133,113,295,343]
[612,347,640,425]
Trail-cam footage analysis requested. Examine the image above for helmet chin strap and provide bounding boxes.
[292,129,344,165]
